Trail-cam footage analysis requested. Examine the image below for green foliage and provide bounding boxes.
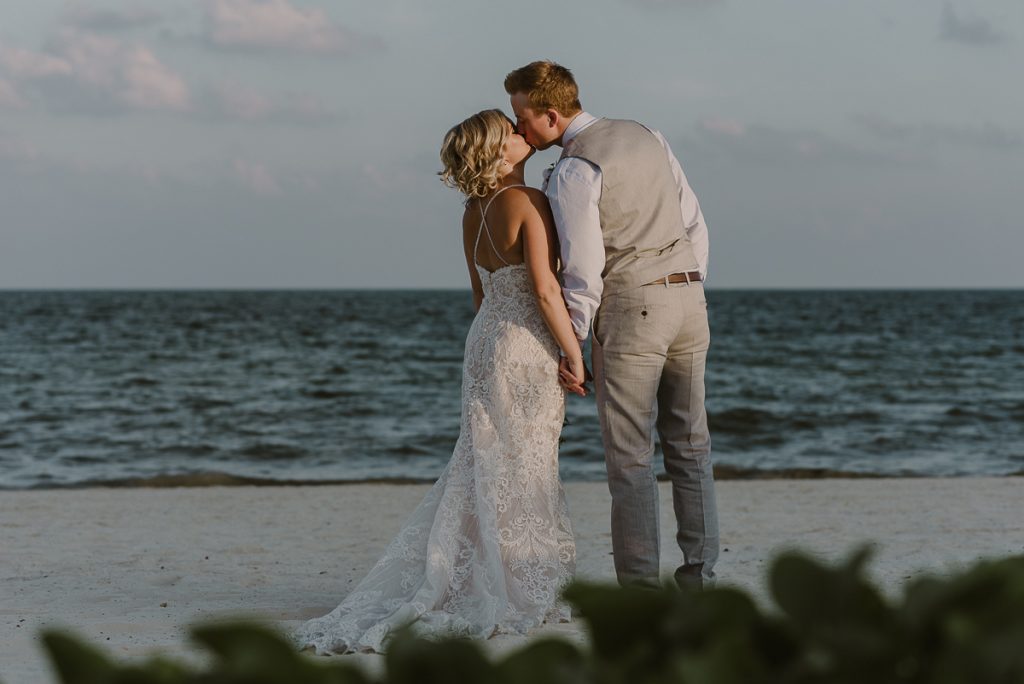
[382,631,497,684]
[38,549,1024,684]
[902,556,1024,684]
[40,624,370,684]
[40,631,193,684]
[769,547,909,682]
[564,581,797,684]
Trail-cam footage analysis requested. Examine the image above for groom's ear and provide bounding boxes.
[546,109,559,129]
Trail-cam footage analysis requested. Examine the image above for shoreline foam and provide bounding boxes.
[5,465,1022,491]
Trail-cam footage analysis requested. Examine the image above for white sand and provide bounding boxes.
[2,478,1022,683]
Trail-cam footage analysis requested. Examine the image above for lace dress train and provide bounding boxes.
[294,188,575,654]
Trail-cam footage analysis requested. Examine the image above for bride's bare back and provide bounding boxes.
[461,186,533,273]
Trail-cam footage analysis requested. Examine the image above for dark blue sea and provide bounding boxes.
[1,290,1022,489]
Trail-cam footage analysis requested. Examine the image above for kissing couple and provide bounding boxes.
[295,60,718,655]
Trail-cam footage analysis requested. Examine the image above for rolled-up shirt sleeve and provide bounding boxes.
[653,129,709,280]
[544,157,605,341]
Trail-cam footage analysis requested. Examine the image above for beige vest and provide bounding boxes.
[562,119,699,296]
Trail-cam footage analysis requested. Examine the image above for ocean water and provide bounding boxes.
[1,290,1022,489]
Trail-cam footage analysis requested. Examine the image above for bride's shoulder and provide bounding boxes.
[471,186,548,220]
[519,185,548,201]
[461,200,481,221]
[518,188,552,220]
[502,185,548,210]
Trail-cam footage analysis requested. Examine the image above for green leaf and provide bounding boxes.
[497,638,589,684]
[190,622,371,684]
[903,556,1024,684]
[562,581,677,657]
[769,547,905,679]
[40,630,120,684]
[383,629,496,684]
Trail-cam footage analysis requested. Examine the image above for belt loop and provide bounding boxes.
[664,275,670,288]
[684,271,691,285]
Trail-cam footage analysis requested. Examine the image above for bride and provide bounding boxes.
[294,109,586,654]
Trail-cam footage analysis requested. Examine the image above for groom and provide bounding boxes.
[505,61,719,588]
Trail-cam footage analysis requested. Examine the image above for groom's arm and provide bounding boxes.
[544,158,605,342]
[652,129,710,281]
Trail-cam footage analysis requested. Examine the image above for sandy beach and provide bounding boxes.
[2,477,1022,683]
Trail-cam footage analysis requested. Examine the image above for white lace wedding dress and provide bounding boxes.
[294,186,576,654]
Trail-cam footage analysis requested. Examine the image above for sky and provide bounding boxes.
[0,0,1021,289]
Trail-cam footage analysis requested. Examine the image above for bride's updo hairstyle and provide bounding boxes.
[439,109,511,204]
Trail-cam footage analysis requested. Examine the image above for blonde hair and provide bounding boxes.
[439,109,512,203]
[504,60,582,116]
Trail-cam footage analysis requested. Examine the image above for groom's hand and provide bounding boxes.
[558,357,588,397]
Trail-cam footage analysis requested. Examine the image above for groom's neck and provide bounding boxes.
[554,111,584,147]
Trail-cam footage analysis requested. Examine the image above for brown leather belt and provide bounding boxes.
[644,271,703,286]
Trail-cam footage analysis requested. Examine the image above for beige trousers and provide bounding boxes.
[592,280,718,587]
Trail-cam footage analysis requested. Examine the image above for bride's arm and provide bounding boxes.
[461,208,484,312]
[520,190,586,386]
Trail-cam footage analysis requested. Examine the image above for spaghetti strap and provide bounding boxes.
[474,184,526,268]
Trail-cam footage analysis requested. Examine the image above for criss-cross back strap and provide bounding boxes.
[473,184,526,267]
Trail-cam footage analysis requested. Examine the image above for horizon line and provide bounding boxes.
[0,285,1022,293]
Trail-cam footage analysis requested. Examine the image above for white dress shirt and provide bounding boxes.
[543,112,710,341]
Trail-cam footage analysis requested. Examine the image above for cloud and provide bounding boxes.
[0,30,190,114]
[623,0,719,8]
[699,117,745,137]
[855,114,1022,151]
[202,0,381,55]
[0,131,38,166]
[1,33,339,123]
[0,77,27,109]
[0,43,74,79]
[233,158,280,194]
[940,3,1007,45]
[694,117,900,167]
[60,3,164,32]
[202,81,339,124]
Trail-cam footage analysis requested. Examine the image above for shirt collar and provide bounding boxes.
[561,112,598,147]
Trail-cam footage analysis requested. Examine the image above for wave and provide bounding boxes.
[301,389,354,400]
[709,407,886,436]
[945,406,1002,423]
[14,470,436,489]
[184,396,233,410]
[706,465,908,480]
[118,375,160,387]
[19,412,64,424]
[156,443,219,455]
[391,444,437,456]
[237,443,307,460]
[708,408,776,435]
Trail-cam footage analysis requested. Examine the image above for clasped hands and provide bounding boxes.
[558,339,593,397]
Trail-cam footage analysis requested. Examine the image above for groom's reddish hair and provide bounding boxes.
[504,61,582,116]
